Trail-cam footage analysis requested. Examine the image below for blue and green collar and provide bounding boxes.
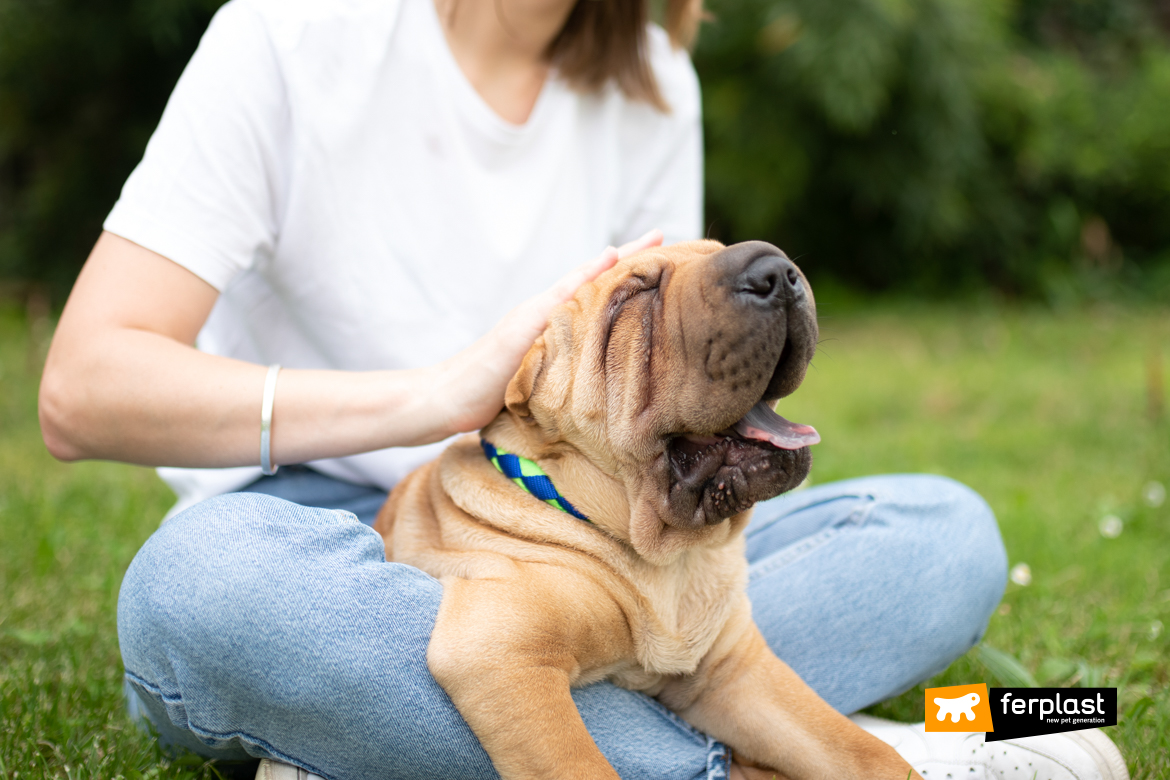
[481,439,590,523]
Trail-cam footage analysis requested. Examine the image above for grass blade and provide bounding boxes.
[976,644,1039,688]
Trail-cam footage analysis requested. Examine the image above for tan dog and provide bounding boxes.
[374,240,920,780]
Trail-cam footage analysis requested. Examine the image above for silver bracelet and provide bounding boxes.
[261,364,281,476]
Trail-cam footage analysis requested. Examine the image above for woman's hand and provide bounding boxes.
[431,229,664,437]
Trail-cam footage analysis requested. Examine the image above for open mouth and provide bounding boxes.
[664,346,818,525]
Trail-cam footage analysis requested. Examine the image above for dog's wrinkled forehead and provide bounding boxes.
[594,239,726,293]
[510,241,725,443]
[571,239,731,351]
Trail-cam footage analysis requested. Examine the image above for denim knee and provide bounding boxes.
[115,493,461,768]
[885,474,1007,674]
[117,493,384,697]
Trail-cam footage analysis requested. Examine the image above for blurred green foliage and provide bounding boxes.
[1,0,1168,301]
[697,0,1170,294]
[0,0,222,297]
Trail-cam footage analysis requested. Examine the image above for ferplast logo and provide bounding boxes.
[925,684,1118,740]
[987,687,1117,741]
[925,684,994,732]
[999,690,1108,722]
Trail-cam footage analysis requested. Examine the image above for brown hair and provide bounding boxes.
[548,0,705,111]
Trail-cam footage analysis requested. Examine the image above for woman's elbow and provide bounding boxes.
[38,365,87,462]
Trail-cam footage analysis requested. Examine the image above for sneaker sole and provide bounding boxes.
[255,758,322,780]
[1055,730,1129,780]
[850,716,1129,780]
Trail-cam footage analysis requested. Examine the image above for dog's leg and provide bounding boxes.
[426,570,629,780]
[658,600,922,780]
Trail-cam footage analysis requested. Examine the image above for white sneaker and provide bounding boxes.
[851,715,1129,780]
[254,758,325,780]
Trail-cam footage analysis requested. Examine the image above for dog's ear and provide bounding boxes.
[505,338,545,420]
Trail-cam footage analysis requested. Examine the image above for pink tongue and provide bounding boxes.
[732,401,820,450]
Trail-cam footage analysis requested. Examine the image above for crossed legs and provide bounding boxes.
[118,470,1005,779]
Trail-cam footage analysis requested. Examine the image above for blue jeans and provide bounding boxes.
[118,467,1007,780]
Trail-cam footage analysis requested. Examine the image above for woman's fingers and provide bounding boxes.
[616,228,664,259]
[541,246,618,309]
[516,228,667,343]
[545,229,665,308]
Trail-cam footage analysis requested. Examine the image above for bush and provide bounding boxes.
[0,0,222,298]
[695,0,1170,295]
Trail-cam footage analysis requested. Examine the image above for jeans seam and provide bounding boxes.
[637,697,731,780]
[748,526,840,582]
[746,493,861,538]
[129,667,719,778]
[125,673,333,780]
[705,737,731,780]
[125,670,181,704]
[847,495,877,526]
[747,496,875,583]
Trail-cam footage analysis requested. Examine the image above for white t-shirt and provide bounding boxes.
[104,0,703,515]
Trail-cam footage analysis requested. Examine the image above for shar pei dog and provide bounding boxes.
[374,240,919,780]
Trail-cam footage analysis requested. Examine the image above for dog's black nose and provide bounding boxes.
[713,241,805,308]
[730,251,803,307]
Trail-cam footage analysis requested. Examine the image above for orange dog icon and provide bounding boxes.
[925,684,994,732]
[934,692,981,723]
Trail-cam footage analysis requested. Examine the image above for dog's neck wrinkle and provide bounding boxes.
[481,414,753,567]
[481,413,635,539]
[440,440,611,553]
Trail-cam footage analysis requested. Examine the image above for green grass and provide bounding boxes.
[0,305,223,780]
[1,297,1167,778]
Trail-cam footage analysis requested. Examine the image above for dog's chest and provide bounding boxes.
[578,545,747,692]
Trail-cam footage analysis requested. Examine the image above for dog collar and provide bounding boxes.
[480,439,590,523]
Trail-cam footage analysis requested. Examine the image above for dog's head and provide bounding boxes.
[486,240,818,564]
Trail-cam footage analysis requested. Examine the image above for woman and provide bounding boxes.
[40,0,1062,778]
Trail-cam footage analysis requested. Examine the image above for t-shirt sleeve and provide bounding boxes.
[103,0,289,291]
[613,29,703,247]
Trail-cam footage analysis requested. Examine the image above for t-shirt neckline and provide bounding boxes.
[420,0,559,141]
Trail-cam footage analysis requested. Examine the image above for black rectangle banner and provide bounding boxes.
[986,687,1117,741]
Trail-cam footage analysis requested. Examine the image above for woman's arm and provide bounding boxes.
[39,229,660,468]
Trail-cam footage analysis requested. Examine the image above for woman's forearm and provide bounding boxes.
[40,324,445,467]
[39,232,454,468]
